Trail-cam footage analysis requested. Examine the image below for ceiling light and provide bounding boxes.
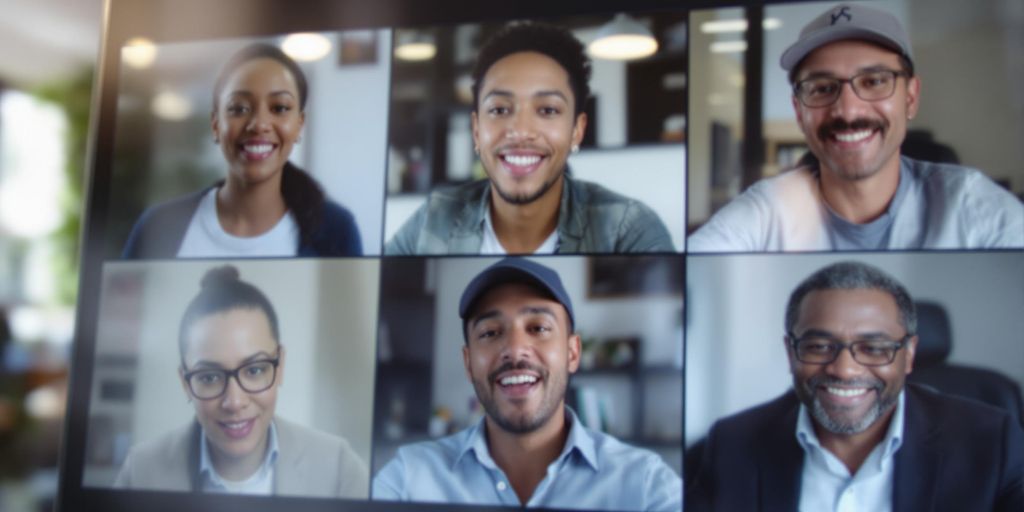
[281,33,332,62]
[588,14,658,60]
[711,41,748,54]
[700,18,782,33]
[394,31,436,61]
[122,37,158,69]
[151,91,193,121]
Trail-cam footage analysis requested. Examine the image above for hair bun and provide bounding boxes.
[200,265,241,289]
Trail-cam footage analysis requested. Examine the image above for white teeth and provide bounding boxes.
[834,130,873,143]
[826,387,867,397]
[499,374,538,386]
[223,421,249,429]
[243,144,273,154]
[504,154,541,167]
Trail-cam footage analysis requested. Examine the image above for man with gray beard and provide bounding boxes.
[687,261,1023,511]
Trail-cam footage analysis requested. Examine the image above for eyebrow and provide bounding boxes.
[226,90,297,100]
[794,328,900,340]
[482,89,569,103]
[188,350,276,370]
[469,305,560,329]
[799,65,899,81]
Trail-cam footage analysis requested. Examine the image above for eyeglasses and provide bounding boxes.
[183,355,280,400]
[793,69,909,108]
[788,332,912,366]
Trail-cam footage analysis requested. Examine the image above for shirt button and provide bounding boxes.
[496,481,507,491]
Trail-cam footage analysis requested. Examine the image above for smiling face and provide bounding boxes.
[180,308,283,476]
[472,51,587,206]
[792,40,919,182]
[463,282,580,434]
[787,288,916,435]
[212,57,305,190]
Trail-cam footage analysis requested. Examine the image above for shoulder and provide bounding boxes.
[371,428,473,501]
[115,423,194,489]
[122,188,210,258]
[305,199,363,256]
[906,157,1019,206]
[274,418,369,498]
[710,391,799,441]
[906,384,1017,433]
[585,427,677,474]
[391,429,469,468]
[565,178,675,252]
[385,181,488,255]
[275,417,363,463]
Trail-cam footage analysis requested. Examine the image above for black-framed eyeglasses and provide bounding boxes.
[794,69,909,108]
[788,332,912,366]
[183,354,280,400]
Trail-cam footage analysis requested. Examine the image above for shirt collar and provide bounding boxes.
[454,407,599,473]
[199,419,280,487]
[795,390,906,466]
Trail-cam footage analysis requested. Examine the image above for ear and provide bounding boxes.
[905,76,921,120]
[471,111,480,154]
[179,366,193,401]
[903,335,917,375]
[462,344,473,383]
[210,110,220,144]
[567,333,581,374]
[276,345,286,387]
[571,112,588,148]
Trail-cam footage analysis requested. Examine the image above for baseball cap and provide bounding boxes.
[459,258,575,330]
[780,3,913,72]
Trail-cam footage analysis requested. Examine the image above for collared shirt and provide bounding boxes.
[199,421,280,494]
[795,392,906,512]
[384,175,676,255]
[372,409,682,511]
[481,205,560,254]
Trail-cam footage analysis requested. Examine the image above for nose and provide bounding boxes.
[830,80,866,118]
[219,376,250,412]
[500,325,534,363]
[824,345,865,379]
[505,109,536,142]
[245,106,271,133]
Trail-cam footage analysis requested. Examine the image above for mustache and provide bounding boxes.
[488,360,547,383]
[817,118,887,140]
[806,374,883,391]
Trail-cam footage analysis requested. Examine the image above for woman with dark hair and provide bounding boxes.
[122,43,362,258]
[114,265,368,497]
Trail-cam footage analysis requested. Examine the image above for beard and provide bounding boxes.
[794,374,900,435]
[472,360,564,434]
[491,167,564,205]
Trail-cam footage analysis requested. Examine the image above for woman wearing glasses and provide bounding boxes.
[122,43,362,258]
[114,265,369,497]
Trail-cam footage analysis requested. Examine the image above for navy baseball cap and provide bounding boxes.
[459,258,575,331]
[781,3,913,73]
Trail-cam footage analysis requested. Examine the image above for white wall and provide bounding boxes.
[685,252,1024,444]
[304,31,391,254]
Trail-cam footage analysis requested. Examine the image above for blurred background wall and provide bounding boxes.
[0,1,102,510]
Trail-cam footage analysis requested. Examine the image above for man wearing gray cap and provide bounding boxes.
[688,3,1024,252]
[372,258,682,510]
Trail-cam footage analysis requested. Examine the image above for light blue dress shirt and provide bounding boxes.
[373,409,682,511]
[795,391,905,512]
[199,420,280,494]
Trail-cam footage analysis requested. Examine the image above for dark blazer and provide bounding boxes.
[121,186,363,258]
[687,384,1024,512]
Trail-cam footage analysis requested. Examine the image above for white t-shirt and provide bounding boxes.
[687,156,1024,252]
[480,207,559,254]
[177,188,298,258]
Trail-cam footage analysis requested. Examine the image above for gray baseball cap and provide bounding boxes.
[780,3,913,73]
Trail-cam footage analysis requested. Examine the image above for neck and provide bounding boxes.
[485,404,569,504]
[216,173,287,237]
[489,177,562,254]
[209,434,267,481]
[814,405,896,475]
[818,155,902,224]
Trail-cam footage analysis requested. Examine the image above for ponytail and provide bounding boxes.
[281,161,325,246]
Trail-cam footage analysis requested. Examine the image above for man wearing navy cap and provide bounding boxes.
[689,3,1023,251]
[372,258,682,511]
